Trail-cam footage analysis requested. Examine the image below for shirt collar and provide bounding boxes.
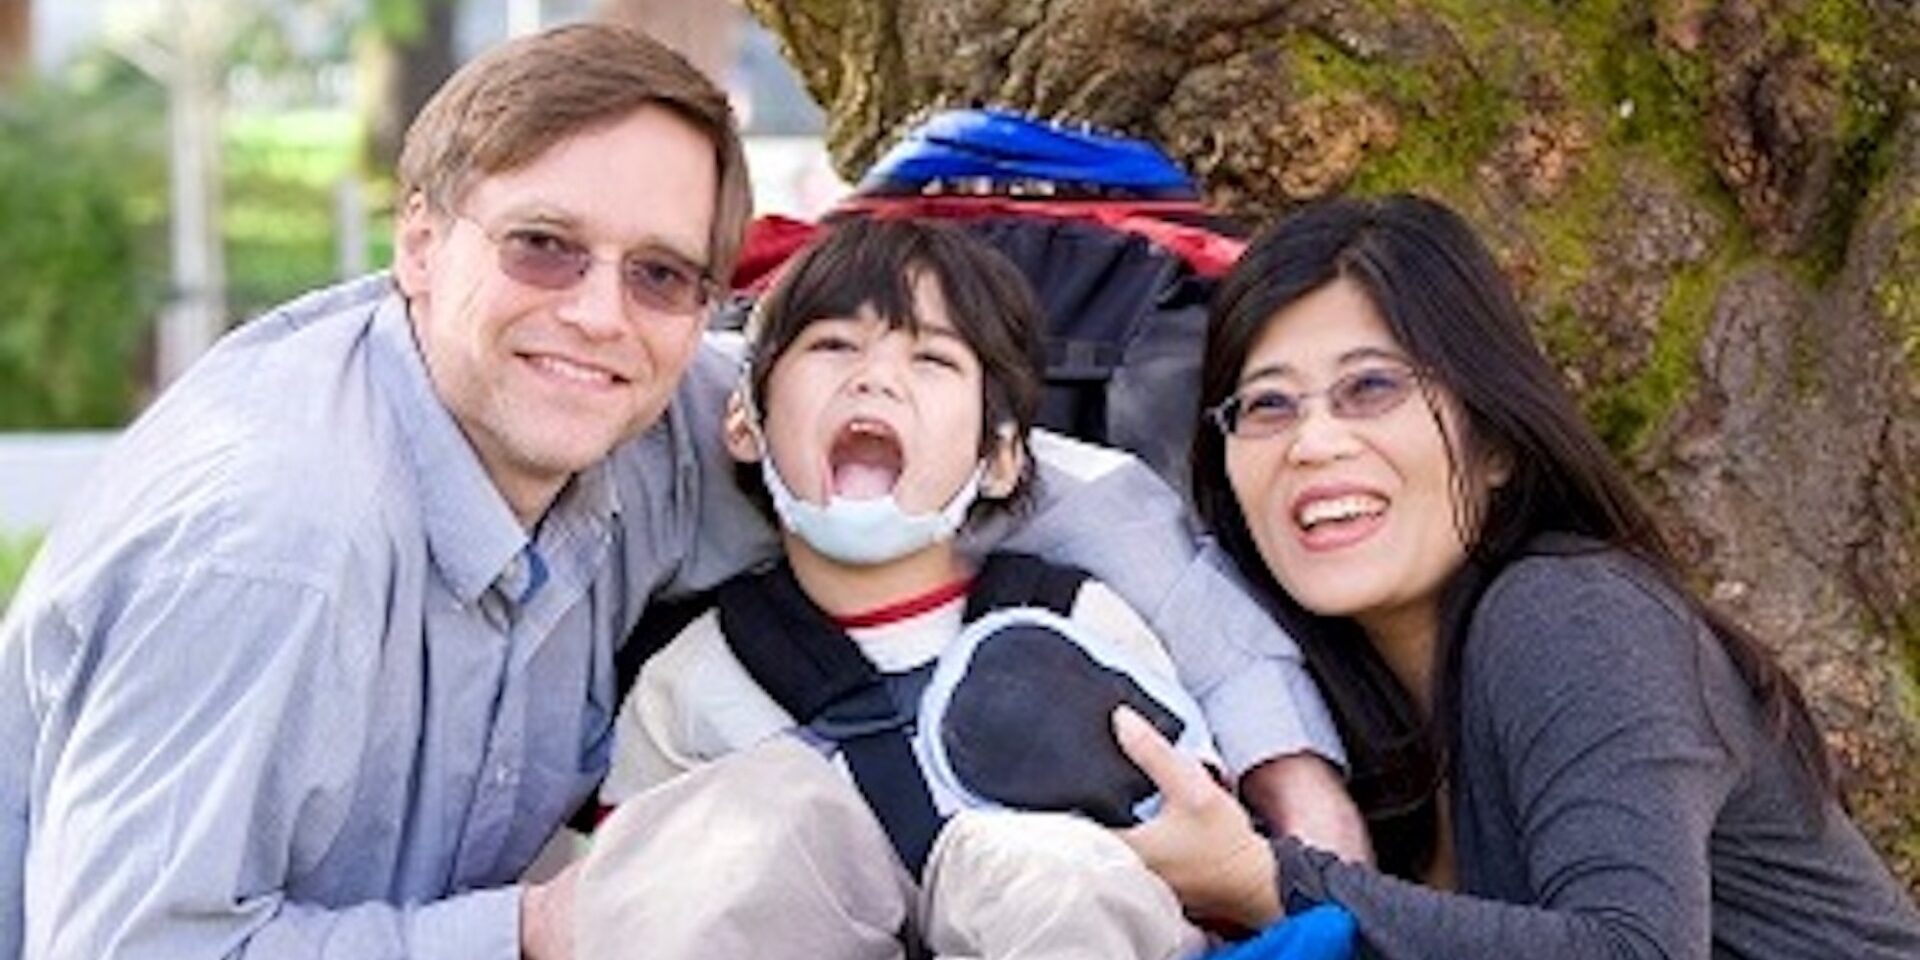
[368,289,529,605]
[525,457,620,595]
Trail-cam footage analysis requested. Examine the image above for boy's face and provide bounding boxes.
[735,273,1015,514]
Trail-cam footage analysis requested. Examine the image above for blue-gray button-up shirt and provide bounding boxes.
[0,276,1339,959]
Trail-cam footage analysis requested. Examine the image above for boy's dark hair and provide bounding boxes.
[739,215,1047,517]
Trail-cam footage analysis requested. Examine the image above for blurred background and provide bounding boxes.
[0,0,844,601]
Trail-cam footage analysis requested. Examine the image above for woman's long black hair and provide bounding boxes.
[1190,194,1835,878]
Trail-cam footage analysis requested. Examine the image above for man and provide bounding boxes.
[0,22,1357,960]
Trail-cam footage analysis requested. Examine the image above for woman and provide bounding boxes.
[1113,194,1920,958]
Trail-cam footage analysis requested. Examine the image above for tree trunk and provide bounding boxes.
[0,0,29,90]
[747,0,1920,893]
[358,0,459,177]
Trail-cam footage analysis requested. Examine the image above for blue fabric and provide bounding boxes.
[859,107,1195,193]
[1203,905,1358,960]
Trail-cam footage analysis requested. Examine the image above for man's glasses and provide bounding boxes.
[1208,363,1423,439]
[455,213,719,316]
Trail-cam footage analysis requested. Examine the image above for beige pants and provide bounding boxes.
[576,735,1206,960]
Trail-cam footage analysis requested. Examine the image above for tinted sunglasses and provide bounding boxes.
[456,213,719,316]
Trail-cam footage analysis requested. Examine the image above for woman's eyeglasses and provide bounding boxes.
[1208,364,1423,439]
[456,213,718,316]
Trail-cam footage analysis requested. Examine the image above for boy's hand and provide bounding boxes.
[1113,706,1284,931]
[521,861,580,960]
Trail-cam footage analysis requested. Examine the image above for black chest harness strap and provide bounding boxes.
[716,553,1087,876]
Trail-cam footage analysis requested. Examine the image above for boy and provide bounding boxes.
[588,217,1220,958]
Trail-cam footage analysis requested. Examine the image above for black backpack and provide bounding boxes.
[952,213,1217,496]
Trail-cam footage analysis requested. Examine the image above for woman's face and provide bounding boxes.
[1224,277,1489,648]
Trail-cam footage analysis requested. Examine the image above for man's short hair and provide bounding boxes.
[398,22,753,282]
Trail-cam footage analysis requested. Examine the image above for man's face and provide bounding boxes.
[394,105,718,524]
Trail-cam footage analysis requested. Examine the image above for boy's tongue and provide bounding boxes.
[833,462,898,499]
[830,429,902,500]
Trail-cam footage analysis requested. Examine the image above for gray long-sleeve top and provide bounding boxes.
[1275,545,1920,959]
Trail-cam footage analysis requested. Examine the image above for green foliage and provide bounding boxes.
[0,59,168,429]
[227,0,358,71]
[224,109,372,320]
[369,0,426,41]
[366,0,458,44]
[0,530,44,615]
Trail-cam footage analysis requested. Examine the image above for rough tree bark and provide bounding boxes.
[747,0,1920,892]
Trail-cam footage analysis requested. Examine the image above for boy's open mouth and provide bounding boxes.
[829,419,904,500]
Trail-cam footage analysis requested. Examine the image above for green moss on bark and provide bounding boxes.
[1790,0,1897,280]
[1537,302,1598,381]
[1592,13,1713,182]
[1877,199,1920,382]
[1585,247,1735,456]
[1790,0,1874,81]
[1526,158,1614,297]
[1276,31,1509,200]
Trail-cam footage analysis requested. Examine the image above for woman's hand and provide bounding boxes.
[1113,706,1284,931]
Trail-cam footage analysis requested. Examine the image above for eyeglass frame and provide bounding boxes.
[1206,361,1428,439]
[449,210,721,317]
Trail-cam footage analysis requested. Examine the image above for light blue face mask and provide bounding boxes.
[759,453,985,566]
